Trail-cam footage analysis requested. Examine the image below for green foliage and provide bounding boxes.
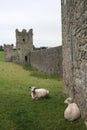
[0,53,86,130]
[0,45,4,51]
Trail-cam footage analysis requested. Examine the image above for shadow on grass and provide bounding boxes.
[22,64,62,81]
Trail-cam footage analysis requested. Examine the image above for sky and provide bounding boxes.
[0,0,62,48]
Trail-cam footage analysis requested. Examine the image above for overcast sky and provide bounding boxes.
[0,0,62,47]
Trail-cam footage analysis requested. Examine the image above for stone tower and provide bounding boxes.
[4,44,13,62]
[61,0,87,118]
[16,29,33,64]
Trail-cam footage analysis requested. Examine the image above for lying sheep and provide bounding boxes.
[29,86,49,100]
[84,115,87,126]
[64,97,80,121]
[84,117,87,126]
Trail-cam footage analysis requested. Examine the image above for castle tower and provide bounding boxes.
[4,44,13,62]
[16,29,33,64]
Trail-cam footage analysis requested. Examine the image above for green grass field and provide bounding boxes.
[0,51,86,130]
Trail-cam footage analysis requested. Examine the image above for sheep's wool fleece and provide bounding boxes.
[64,103,80,121]
[35,89,49,97]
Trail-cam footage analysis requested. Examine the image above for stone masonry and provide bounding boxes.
[16,29,33,64]
[61,0,87,118]
[4,44,14,62]
[30,46,62,77]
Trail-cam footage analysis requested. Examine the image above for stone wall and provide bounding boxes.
[29,46,62,77]
[61,0,87,118]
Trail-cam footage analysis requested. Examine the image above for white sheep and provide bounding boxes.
[30,86,49,100]
[84,119,87,126]
[84,115,87,126]
[64,97,80,121]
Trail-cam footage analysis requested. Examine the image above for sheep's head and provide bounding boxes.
[29,86,37,92]
[64,97,73,104]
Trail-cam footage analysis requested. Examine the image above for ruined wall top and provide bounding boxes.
[4,44,13,49]
[16,29,33,36]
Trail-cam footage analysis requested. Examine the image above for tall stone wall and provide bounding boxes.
[61,0,87,117]
[29,46,62,77]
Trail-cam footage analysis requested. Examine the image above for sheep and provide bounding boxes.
[84,115,87,126]
[84,118,87,126]
[64,97,80,121]
[29,86,49,100]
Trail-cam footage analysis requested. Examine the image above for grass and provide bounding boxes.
[0,51,5,61]
[0,51,86,130]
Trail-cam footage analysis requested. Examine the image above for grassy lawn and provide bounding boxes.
[0,51,86,130]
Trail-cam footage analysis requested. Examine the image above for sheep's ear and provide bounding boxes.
[33,87,37,90]
[32,87,37,92]
[29,86,31,89]
[64,97,73,104]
